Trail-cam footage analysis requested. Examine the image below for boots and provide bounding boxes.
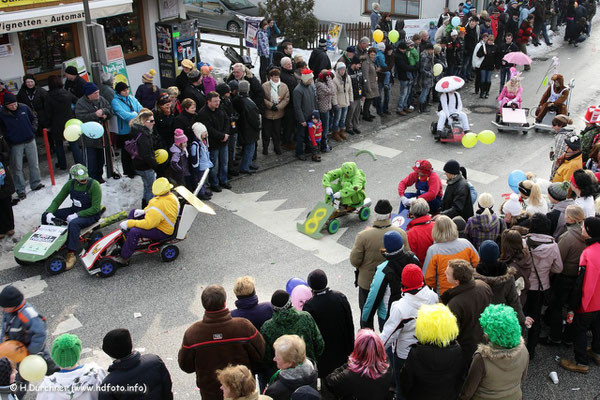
[65,252,77,271]
[418,103,424,113]
[485,82,491,98]
[331,130,343,142]
[338,129,347,140]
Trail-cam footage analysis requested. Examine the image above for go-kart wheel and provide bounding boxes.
[97,258,117,278]
[87,230,104,248]
[327,219,340,234]
[45,255,67,275]
[160,245,179,262]
[359,207,371,221]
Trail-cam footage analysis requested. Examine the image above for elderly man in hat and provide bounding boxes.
[337,46,356,69]
[398,159,443,213]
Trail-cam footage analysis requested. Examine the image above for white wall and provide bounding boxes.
[314,0,368,23]
[420,0,446,19]
[125,0,160,90]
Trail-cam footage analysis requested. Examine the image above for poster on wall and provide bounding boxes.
[174,38,196,65]
[101,45,129,87]
[0,43,13,58]
[3,77,21,93]
[402,19,432,40]
[326,23,343,51]
[62,57,90,82]
[244,17,262,48]
[159,0,179,20]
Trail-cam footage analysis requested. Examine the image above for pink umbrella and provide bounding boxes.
[435,76,465,93]
[503,51,532,66]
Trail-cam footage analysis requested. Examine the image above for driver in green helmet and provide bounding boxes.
[322,161,366,209]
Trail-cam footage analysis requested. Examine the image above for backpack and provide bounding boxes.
[125,132,143,160]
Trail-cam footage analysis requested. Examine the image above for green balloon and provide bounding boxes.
[478,130,496,144]
[65,118,82,129]
[388,30,400,44]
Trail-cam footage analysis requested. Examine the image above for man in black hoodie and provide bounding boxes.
[308,38,332,74]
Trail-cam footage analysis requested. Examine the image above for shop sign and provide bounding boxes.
[0,0,63,11]
[63,57,90,82]
[101,45,129,86]
[0,10,85,34]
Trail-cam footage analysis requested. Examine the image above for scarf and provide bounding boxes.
[269,80,280,105]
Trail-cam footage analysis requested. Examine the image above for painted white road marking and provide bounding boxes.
[210,191,351,264]
[0,276,47,299]
[350,140,403,158]
[52,314,83,336]
[429,159,499,185]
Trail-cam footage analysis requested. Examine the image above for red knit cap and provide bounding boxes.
[401,264,424,292]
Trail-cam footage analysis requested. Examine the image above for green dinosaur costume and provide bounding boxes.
[322,162,366,207]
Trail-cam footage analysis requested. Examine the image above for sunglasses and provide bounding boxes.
[148,119,155,123]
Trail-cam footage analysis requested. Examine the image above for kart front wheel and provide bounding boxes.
[327,219,340,234]
[97,258,117,278]
[87,230,104,249]
[160,244,179,262]
[359,207,371,221]
[45,255,67,275]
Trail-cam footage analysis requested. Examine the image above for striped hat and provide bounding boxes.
[142,69,156,83]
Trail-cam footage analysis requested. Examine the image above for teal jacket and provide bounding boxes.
[111,93,143,135]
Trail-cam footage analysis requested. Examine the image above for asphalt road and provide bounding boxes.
[3,28,600,400]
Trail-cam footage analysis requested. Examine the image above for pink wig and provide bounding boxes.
[347,329,389,380]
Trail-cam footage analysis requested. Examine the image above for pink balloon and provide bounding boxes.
[290,285,312,311]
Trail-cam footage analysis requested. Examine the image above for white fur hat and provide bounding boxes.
[192,122,207,139]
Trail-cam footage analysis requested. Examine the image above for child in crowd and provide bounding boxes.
[189,122,213,201]
[308,111,323,162]
[170,129,190,186]
[200,65,217,94]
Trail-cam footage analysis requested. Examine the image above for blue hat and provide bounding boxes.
[383,231,403,253]
[479,240,500,263]
[346,46,356,53]
[83,82,99,96]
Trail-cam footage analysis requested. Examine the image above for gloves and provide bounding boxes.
[46,213,55,225]
[133,209,145,218]
[400,196,410,206]
[333,191,342,199]
[119,221,129,231]
[407,198,415,206]
[66,213,78,223]
[271,104,278,111]
[325,187,334,196]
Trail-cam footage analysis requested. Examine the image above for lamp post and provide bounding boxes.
[82,0,102,85]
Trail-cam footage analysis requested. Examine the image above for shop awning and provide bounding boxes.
[0,0,133,34]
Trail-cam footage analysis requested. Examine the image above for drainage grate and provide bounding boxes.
[532,57,549,61]
[469,105,499,114]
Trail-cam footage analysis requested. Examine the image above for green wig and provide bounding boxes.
[479,304,521,349]
[415,304,459,347]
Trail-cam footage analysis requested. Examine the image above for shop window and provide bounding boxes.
[365,0,420,17]
[18,25,80,79]
[98,0,148,61]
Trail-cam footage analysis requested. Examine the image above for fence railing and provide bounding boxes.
[310,22,371,49]
[197,26,249,57]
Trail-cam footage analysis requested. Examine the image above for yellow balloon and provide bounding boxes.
[478,130,496,144]
[19,355,47,382]
[155,149,168,164]
[64,125,82,142]
[461,132,478,148]
[433,63,443,77]
[64,118,82,128]
[373,29,384,43]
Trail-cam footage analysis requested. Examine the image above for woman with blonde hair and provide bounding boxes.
[166,86,182,115]
[464,192,506,249]
[423,215,479,294]
[518,180,549,215]
[129,108,158,206]
[217,365,272,400]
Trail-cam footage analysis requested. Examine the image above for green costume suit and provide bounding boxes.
[322,162,366,207]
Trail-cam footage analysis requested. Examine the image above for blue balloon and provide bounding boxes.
[508,170,527,194]
[286,278,308,295]
[81,121,105,139]
[451,16,461,27]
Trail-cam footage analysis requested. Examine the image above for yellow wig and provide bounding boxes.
[415,304,459,347]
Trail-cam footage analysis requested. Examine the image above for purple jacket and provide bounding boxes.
[135,83,161,110]
[231,295,273,331]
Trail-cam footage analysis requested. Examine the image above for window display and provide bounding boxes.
[18,25,78,75]
[98,0,147,60]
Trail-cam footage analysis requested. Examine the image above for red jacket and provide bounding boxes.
[406,215,435,264]
[397,171,443,202]
[578,243,600,313]
[517,21,535,45]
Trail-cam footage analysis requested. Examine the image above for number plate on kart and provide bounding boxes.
[297,202,336,239]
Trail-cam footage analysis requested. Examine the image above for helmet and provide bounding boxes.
[69,164,88,182]
[412,160,433,174]
[152,177,173,196]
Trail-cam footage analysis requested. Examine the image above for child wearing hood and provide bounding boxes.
[189,122,213,201]
[200,65,217,94]
[170,128,190,186]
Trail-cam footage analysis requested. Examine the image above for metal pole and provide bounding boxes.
[83,0,102,85]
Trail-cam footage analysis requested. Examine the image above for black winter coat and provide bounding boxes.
[175,70,189,98]
[44,88,76,141]
[476,43,497,71]
[308,48,332,76]
[233,95,260,145]
[325,364,393,400]
[226,72,265,114]
[130,124,158,172]
[446,37,464,68]
[183,84,206,110]
[65,75,86,100]
[464,25,479,54]
[348,69,365,100]
[505,17,520,40]
[495,41,519,68]
[303,289,355,378]
[441,174,474,220]
[0,134,14,199]
[219,96,238,136]
[173,110,196,143]
[16,86,47,122]
[400,342,464,400]
[153,109,175,149]
[98,351,173,400]
[197,105,230,148]
[280,68,298,107]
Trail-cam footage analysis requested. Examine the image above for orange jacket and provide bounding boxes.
[423,239,480,294]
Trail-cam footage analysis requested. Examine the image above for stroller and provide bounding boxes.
[221,46,254,71]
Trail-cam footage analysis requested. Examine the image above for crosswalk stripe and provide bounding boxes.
[428,159,499,185]
[0,276,47,299]
[350,140,403,158]
[52,314,83,336]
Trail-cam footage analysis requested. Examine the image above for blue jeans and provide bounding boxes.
[377,82,391,113]
[208,146,228,187]
[396,80,410,110]
[332,106,348,131]
[10,139,42,195]
[392,354,406,400]
[54,139,83,169]
[480,69,492,83]
[461,52,473,79]
[499,66,511,90]
[85,147,104,181]
[321,110,330,137]
[295,124,307,157]
[419,84,432,104]
[136,169,156,204]
[53,207,99,252]
[240,142,255,172]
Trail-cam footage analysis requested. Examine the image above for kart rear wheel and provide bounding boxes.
[45,255,67,275]
[327,219,340,234]
[359,207,371,221]
[160,245,179,262]
[87,230,104,249]
[98,258,117,278]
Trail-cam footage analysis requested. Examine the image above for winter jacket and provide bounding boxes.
[517,20,535,44]
[257,28,270,57]
[465,212,506,249]
[394,50,418,81]
[419,50,435,88]
[424,239,480,295]
[460,339,529,400]
[173,110,197,143]
[127,192,179,235]
[303,288,354,378]
[74,95,113,149]
[504,252,533,305]
[465,25,479,54]
[472,42,485,69]
[333,72,353,108]
[398,171,443,202]
[38,363,107,400]
[111,93,143,135]
[578,242,600,313]
[260,307,324,370]
[231,294,273,331]
[280,68,298,107]
[183,84,206,110]
[525,233,563,291]
[495,41,519,69]
[99,352,173,400]
[552,153,582,183]
[406,215,435,264]
[169,144,189,185]
[262,81,290,120]
[400,342,464,400]
[175,70,189,97]
[233,95,261,145]
[446,37,464,68]
[129,123,158,172]
[154,109,175,149]
[189,138,213,173]
[441,280,493,363]
[348,68,365,100]
[558,223,587,277]
[0,103,37,145]
[44,88,76,141]
[0,301,46,354]
[362,250,421,325]
[574,195,594,218]
[0,134,15,199]
[100,83,115,104]
[308,48,332,75]
[226,68,265,114]
[197,105,230,148]
[581,125,600,162]
[135,83,161,110]
[315,78,338,114]
[523,197,548,215]
[293,83,318,124]
[65,75,86,99]
[16,85,46,122]
[476,43,497,71]
[380,286,439,359]
[325,364,393,400]
[178,308,265,400]
[361,58,378,99]
[350,219,410,290]
[264,359,318,400]
[441,174,474,220]
[547,198,574,239]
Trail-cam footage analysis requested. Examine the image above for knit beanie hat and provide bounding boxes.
[238,80,250,95]
[192,122,207,140]
[401,264,424,292]
[584,217,600,238]
[547,181,570,201]
[301,69,314,83]
[479,240,500,263]
[565,135,581,151]
[83,82,99,96]
[102,329,133,359]
[528,212,551,235]
[114,81,129,94]
[479,304,521,348]
[142,69,156,83]
[0,357,12,386]
[336,62,346,71]
[271,290,291,311]
[174,128,187,145]
[383,231,403,253]
[2,93,16,106]
[228,80,239,92]
[215,83,231,97]
[307,269,328,291]
[318,38,327,48]
[452,216,467,232]
[374,199,393,215]
[181,59,194,70]
[346,46,356,53]
[64,65,78,76]
[51,334,82,368]
[443,160,460,175]
[502,193,522,215]
[200,65,212,76]
[0,285,24,308]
